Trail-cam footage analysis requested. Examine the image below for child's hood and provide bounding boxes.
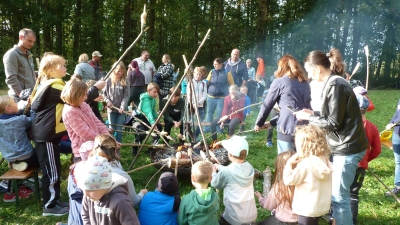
[227,162,254,186]
[190,188,219,212]
[307,155,333,180]
[140,92,153,101]
[108,172,128,193]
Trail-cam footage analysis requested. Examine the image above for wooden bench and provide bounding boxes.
[0,165,41,207]
[381,139,393,150]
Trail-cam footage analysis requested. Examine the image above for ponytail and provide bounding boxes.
[305,48,346,76]
[328,48,346,76]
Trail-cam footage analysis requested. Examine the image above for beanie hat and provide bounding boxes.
[355,93,370,111]
[156,172,178,195]
[221,135,249,157]
[77,155,113,191]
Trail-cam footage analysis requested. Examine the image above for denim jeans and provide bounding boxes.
[277,139,295,154]
[392,133,400,186]
[108,111,126,142]
[331,150,366,225]
[206,96,224,123]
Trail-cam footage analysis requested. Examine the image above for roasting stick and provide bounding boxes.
[145,164,167,189]
[126,158,172,174]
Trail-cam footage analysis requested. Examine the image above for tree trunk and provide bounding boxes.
[91,0,102,51]
[339,0,353,55]
[147,0,156,43]
[42,0,52,52]
[73,0,81,60]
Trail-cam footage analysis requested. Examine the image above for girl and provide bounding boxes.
[294,49,368,225]
[104,61,129,143]
[186,66,207,138]
[255,150,298,224]
[283,125,333,225]
[131,82,163,155]
[31,54,69,216]
[61,77,109,163]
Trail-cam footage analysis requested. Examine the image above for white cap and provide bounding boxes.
[92,51,103,57]
[221,135,249,157]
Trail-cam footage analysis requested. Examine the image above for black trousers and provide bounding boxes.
[297,215,320,225]
[132,114,162,143]
[164,113,184,136]
[35,138,61,209]
[350,167,366,225]
[211,117,241,140]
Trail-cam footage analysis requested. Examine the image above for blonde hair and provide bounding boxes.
[147,82,160,93]
[191,161,213,184]
[78,53,89,63]
[0,95,13,114]
[39,54,66,80]
[163,54,171,63]
[61,77,88,106]
[111,61,127,87]
[273,150,296,210]
[240,86,248,94]
[194,66,207,78]
[295,125,330,157]
[90,134,120,161]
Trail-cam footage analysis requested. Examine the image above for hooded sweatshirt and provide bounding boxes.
[81,174,140,225]
[283,155,333,217]
[138,92,158,125]
[177,188,220,225]
[211,162,257,225]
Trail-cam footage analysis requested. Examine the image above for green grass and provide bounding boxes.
[0,89,399,224]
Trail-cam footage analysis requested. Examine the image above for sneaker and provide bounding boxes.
[19,186,33,196]
[43,205,69,216]
[3,192,16,202]
[56,200,69,208]
[385,186,400,197]
[266,141,273,147]
[12,162,28,171]
[3,187,32,202]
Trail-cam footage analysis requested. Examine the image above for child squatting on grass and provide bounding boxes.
[211,135,257,225]
[283,124,333,225]
[255,150,298,224]
[178,160,220,225]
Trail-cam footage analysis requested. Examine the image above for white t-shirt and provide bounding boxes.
[134,57,155,84]
[310,80,324,111]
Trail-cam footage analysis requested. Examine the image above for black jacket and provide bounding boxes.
[309,75,368,155]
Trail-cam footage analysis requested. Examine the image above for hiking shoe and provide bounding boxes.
[43,205,69,216]
[385,186,400,197]
[12,162,28,171]
[266,141,273,147]
[56,200,69,208]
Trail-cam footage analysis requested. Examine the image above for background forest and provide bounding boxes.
[0,0,399,88]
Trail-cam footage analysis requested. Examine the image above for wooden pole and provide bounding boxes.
[364,45,370,90]
[367,168,400,204]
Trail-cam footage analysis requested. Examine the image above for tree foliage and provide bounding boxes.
[0,0,399,88]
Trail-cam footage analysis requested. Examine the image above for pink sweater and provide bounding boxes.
[62,102,109,157]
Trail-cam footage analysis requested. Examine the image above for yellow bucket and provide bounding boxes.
[380,130,393,141]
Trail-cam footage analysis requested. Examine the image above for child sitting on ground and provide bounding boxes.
[138,172,181,225]
[255,150,298,224]
[76,155,140,225]
[178,161,220,225]
[211,135,257,225]
[283,125,333,225]
[161,87,185,143]
[61,77,110,163]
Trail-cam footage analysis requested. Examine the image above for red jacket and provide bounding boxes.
[358,119,381,169]
[221,93,246,122]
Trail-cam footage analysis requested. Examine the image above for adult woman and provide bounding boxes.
[155,54,174,101]
[246,59,255,80]
[127,60,145,108]
[74,53,95,82]
[205,58,234,125]
[254,54,311,153]
[294,48,368,225]
[104,61,129,143]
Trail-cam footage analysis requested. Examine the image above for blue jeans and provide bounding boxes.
[331,150,366,225]
[277,139,295,154]
[108,111,125,142]
[392,133,400,186]
[206,96,224,122]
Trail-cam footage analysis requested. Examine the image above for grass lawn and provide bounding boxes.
[0,88,399,224]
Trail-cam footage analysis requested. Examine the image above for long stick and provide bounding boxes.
[348,62,361,80]
[128,29,211,170]
[364,45,370,91]
[218,102,262,123]
[121,143,170,150]
[367,168,400,204]
[145,164,166,189]
[126,158,171,174]
[102,5,148,81]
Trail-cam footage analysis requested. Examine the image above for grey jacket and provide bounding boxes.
[74,62,95,82]
[104,78,130,112]
[3,45,36,96]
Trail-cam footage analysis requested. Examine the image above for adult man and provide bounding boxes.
[129,50,155,88]
[88,51,103,80]
[224,49,249,87]
[3,28,36,99]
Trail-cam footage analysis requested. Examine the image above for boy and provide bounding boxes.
[76,155,140,225]
[161,87,185,142]
[239,86,251,132]
[178,161,220,225]
[0,95,38,202]
[211,136,257,225]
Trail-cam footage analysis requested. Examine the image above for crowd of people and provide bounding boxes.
[0,27,393,225]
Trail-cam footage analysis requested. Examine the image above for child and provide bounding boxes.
[31,54,69,216]
[104,61,129,143]
[211,135,257,225]
[350,94,381,224]
[255,150,298,224]
[0,95,38,202]
[138,172,181,225]
[76,155,140,225]
[61,77,109,163]
[283,124,333,225]
[186,66,207,138]
[132,82,163,155]
[239,86,251,132]
[178,160,219,225]
[161,87,185,142]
